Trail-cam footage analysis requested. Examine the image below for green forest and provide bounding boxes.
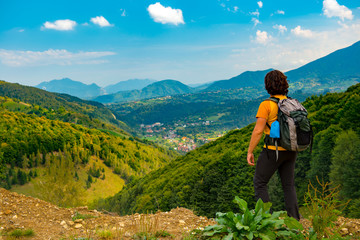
[95,83,360,218]
[0,96,177,204]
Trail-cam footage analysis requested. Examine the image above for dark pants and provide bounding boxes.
[253,148,300,220]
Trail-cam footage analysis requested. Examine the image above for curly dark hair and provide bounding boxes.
[264,70,289,95]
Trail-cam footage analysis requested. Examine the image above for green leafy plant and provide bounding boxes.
[202,196,303,239]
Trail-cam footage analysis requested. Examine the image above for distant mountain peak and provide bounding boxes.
[35,78,103,100]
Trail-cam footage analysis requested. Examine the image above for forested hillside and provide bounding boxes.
[0,107,177,204]
[96,83,360,218]
[0,81,131,134]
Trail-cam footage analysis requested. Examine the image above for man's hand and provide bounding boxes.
[247,152,255,166]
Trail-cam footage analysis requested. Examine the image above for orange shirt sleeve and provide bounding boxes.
[256,101,270,120]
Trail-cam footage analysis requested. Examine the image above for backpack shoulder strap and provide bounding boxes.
[267,97,279,103]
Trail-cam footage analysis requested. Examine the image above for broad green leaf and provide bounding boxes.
[223,232,233,240]
[263,202,272,213]
[276,230,292,236]
[233,196,248,213]
[243,209,251,225]
[203,230,217,236]
[255,198,264,214]
[258,233,272,240]
[235,222,245,230]
[284,217,304,231]
[246,231,254,240]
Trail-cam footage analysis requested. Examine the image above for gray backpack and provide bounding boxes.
[265,97,313,158]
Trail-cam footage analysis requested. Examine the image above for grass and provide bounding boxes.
[130,213,173,239]
[96,229,113,239]
[7,228,35,238]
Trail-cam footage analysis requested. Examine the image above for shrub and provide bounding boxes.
[304,178,348,240]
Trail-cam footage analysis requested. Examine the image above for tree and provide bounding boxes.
[330,130,360,198]
[330,130,360,217]
[307,125,342,186]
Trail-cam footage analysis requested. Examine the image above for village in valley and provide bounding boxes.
[139,119,226,153]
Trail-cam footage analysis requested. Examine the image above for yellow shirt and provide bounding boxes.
[256,95,287,151]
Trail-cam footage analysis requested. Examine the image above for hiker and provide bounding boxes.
[247,70,301,220]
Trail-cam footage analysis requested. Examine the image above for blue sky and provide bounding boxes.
[0,0,359,87]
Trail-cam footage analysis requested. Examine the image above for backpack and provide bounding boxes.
[264,97,313,159]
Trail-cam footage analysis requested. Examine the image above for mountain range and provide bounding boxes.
[104,79,156,94]
[93,80,195,103]
[36,78,104,100]
[35,78,156,100]
[33,40,360,103]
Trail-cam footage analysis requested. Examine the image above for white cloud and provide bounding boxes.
[273,24,287,33]
[323,0,353,21]
[291,26,314,38]
[90,16,113,27]
[257,1,263,8]
[234,6,239,12]
[250,9,260,17]
[147,2,185,25]
[277,10,285,15]
[18,29,25,32]
[252,18,261,26]
[42,19,77,31]
[255,30,272,44]
[120,9,126,17]
[0,49,116,67]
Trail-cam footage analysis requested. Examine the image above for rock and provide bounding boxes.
[74,219,83,223]
[179,220,185,224]
[74,224,83,229]
[68,221,75,226]
[4,210,12,215]
[60,220,67,226]
[341,228,349,235]
[125,232,132,237]
[119,222,125,227]
[12,215,17,219]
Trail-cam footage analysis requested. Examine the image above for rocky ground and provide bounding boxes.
[0,188,214,239]
[1,187,360,239]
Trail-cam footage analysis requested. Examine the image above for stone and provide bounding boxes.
[179,220,185,224]
[74,224,83,229]
[68,221,75,226]
[74,219,83,223]
[341,228,349,235]
[119,222,125,227]
[60,220,67,226]
[125,232,132,237]
[12,215,17,219]
[4,210,12,215]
